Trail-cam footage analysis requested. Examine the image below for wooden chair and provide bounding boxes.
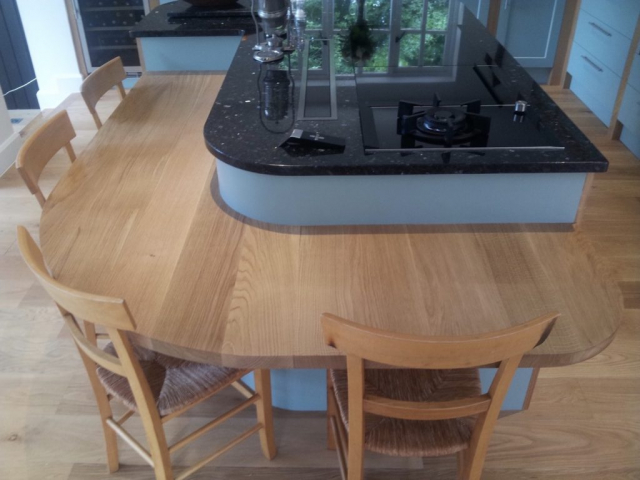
[81,56,127,128]
[16,225,277,480]
[16,110,76,208]
[321,312,559,480]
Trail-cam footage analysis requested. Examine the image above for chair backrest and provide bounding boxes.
[16,110,76,208]
[321,312,558,478]
[81,56,127,128]
[15,224,168,404]
[17,225,176,475]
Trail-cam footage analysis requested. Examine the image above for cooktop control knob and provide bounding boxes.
[514,100,528,114]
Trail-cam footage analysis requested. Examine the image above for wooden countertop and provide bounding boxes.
[40,73,623,369]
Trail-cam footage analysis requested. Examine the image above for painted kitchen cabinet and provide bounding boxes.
[460,0,491,26]
[138,36,242,71]
[567,0,640,132]
[619,44,640,159]
[461,0,566,83]
[495,0,566,69]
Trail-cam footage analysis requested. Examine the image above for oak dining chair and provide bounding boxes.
[81,56,127,128]
[16,110,76,208]
[321,312,559,480]
[17,225,277,480]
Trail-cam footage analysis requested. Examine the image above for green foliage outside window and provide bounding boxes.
[301,0,450,70]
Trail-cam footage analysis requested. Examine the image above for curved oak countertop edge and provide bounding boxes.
[134,327,620,370]
[38,74,623,370]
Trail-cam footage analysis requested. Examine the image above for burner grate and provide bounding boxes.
[397,95,490,148]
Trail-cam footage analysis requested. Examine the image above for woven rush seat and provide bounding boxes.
[98,343,247,417]
[330,368,481,457]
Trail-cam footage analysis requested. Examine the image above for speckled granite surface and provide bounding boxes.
[130,0,256,38]
[203,1,608,176]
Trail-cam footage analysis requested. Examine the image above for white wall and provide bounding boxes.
[0,91,13,145]
[0,88,23,176]
[16,0,82,109]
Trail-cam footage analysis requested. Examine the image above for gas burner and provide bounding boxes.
[418,107,468,134]
[397,94,490,148]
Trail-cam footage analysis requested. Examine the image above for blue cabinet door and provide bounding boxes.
[496,0,566,68]
[459,0,491,26]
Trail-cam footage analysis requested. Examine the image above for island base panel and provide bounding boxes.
[242,368,534,412]
[140,37,241,72]
[620,127,640,159]
[216,160,587,225]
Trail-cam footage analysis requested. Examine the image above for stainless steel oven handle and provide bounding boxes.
[581,55,603,72]
[589,22,612,37]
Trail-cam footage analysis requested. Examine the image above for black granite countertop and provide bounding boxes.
[204,0,608,175]
[130,1,256,38]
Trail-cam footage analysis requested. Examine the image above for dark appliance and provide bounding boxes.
[69,0,150,74]
[356,65,564,153]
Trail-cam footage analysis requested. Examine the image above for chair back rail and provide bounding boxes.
[321,312,557,369]
[321,312,558,480]
[81,56,127,128]
[17,225,172,477]
[16,110,76,207]
[17,225,276,479]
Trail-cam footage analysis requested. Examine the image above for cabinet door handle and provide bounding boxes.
[589,22,612,37]
[581,55,603,72]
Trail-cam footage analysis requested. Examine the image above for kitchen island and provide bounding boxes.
[206,1,608,225]
[38,1,620,414]
[130,0,255,72]
[39,72,621,413]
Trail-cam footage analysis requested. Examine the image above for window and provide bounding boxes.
[298,0,460,74]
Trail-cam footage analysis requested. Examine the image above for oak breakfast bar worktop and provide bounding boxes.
[40,73,622,411]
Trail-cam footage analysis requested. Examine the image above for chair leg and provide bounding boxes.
[254,369,277,460]
[102,418,120,473]
[457,449,467,480]
[76,347,120,473]
[347,437,364,480]
[145,425,173,480]
[327,370,337,450]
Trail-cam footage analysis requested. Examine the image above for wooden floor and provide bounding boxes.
[0,86,639,479]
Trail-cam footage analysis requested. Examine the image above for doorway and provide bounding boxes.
[0,0,39,109]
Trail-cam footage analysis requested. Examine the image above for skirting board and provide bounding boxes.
[0,131,23,176]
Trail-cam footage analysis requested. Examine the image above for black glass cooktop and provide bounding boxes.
[356,65,564,153]
[204,0,608,176]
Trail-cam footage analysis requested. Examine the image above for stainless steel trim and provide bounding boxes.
[588,21,612,37]
[258,8,288,18]
[365,146,566,153]
[297,38,338,121]
[581,55,603,72]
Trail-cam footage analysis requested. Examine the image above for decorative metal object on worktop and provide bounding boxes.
[204,0,608,176]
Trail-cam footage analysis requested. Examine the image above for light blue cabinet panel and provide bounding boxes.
[581,0,640,39]
[568,42,621,126]
[573,9,632,77]
[242,368,534,411]
[619,84,640,138]
[495,0,566,68]
[629,45,640,93]
[620,125,640,159]
[140,36,242,71]
[459,0,491,26]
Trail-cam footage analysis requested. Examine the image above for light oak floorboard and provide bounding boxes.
[0,88,639,478]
